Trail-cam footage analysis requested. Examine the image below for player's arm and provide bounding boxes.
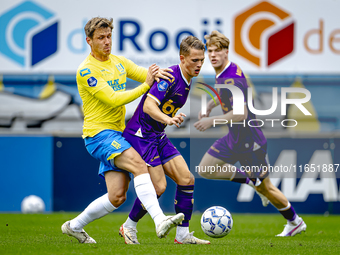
[194,105,247,132]
[94,84,149,108]
[198,96,220,120]
[122,57,174,84]
[90,64,158,108]
[143,96,185,128]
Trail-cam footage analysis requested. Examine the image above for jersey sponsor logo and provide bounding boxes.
[111,140,121,149]
[115,63,125,73]
[87,77,97,87]
[157,80,169,92]
[107,79,126,91]
[80,68,91,77]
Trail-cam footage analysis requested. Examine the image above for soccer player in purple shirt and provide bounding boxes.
[119,36,210,244]
[194,31,306,237]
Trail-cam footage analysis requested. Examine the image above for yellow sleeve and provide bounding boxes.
[94,82,150,108]
[118,56,147,83]
[77,67,150,108]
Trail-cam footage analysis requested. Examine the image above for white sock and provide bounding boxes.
[70,193,116,232]
[124,217,138,229]
[134,173,165,227]
[176,226,189,241]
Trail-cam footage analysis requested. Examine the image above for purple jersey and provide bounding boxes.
[216,62,266,151]
[124,65,190,138]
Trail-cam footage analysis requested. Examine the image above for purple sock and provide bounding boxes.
[279,205,297,221]
[231,167,251,184]
[129,195,161,222]
[175,185,194,227]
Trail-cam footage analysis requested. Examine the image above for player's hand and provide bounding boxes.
[155,68,174,83]
[194,117,214,132]
[146,64,160,87]
[166,113,186,128]
[198,108,212,120]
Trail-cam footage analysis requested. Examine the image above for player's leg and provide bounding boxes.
[62,170,128,243]
[120,164,167,244]
[198,138,257,184]
[163,155,210,244]
[126,165,167,227]
[198,152,254,185]
[255,177,307,236]
[198,140,269,206]
[63,130,183,242]
[115,147,184,238]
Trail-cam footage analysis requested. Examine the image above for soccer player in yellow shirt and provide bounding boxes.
[61,17,184,243]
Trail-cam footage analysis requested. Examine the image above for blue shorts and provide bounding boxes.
[84,130,132,179]
[123,132,180,167]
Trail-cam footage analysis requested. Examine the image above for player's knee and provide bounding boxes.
[154,183,166,196]
[131,158,148,176]
[188,174,195,185]
[178,173,195,186]
[108,192,127,207]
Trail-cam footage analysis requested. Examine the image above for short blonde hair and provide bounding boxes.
[84,17,113,39]
[180,36,205,56]
[205,30,230,49]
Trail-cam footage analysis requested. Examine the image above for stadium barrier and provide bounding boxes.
[0,136,339,214]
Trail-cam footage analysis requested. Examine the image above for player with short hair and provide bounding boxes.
[119,36,210,244]
[61,17,184,244]
[194,30,307,237]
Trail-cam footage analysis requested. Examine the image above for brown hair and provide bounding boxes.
[84,17,114,39]
[180,36,205,56]
[205,30,230,49]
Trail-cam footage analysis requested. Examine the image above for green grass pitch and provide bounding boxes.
[1,213,339,254]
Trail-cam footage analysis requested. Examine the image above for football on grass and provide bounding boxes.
[201,206,233,238]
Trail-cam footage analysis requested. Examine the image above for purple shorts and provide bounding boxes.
[123,132,180,167]
[208,137,269,180]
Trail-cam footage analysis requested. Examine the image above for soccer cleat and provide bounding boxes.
[119,224,140,244]
[156,213,184,238]
[61,221,96,243]
[276,217,307,237]
[174,231,210,244]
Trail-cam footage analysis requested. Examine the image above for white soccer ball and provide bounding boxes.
[21,195,45,214]
[201,206,233,238]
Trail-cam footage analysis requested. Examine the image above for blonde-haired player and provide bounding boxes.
[194,30,306,237]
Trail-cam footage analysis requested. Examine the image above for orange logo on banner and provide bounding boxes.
[234,1,295,67]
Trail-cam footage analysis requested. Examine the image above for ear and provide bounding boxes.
[86,37,92,47]
[180,55,185,64]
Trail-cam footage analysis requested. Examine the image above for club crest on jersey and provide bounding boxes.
[157,80,169,92]
[87,77,97,87]
[80,68,91,77]
[115,63,125,74]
